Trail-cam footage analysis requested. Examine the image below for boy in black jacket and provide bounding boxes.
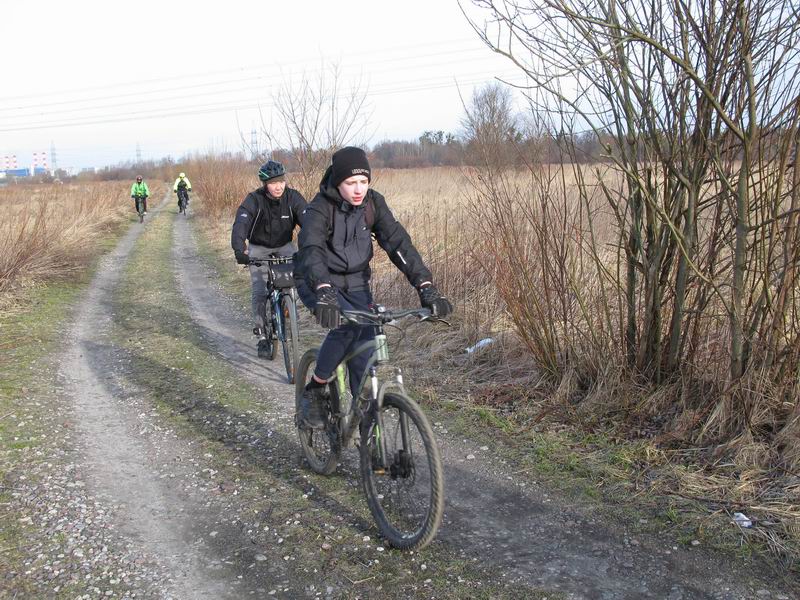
[231,160,307,358]
[295,147,452,428]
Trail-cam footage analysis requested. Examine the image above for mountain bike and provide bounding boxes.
[295,306,445,549]
[177,188,189,215]
[249,256,300,383]
[134,196,146,223]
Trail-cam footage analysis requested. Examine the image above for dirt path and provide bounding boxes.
[59,200,283,598]
[20,196,792,598]
[171,214,795,599]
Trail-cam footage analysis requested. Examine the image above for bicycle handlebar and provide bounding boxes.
[341,307,436,325]
[246,256,293,267]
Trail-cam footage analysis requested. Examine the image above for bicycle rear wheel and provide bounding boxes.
[280,293,300,384]
[360,392,444,550]
[295,349,339,475]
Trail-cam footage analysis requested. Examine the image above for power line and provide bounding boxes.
[0,71,526,132]
[0,37,483,103]
[0,47,497,116]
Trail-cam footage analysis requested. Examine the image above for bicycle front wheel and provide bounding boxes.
[265,301,278,361]
[280,293,300,384]
[295,349,339,475]
[360,392,444,550]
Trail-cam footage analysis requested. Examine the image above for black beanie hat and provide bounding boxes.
[331,146,371,188]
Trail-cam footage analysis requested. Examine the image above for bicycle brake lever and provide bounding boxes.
[420,315,451,326]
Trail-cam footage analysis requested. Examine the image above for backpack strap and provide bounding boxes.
[365,196,375,230]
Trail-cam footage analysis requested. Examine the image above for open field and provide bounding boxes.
[0,181,164,304]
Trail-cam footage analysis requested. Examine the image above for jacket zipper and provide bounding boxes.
[249,207,261,241]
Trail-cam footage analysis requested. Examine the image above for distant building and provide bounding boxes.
[3,168,31,177]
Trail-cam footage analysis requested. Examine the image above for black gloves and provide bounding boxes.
[418,284,453,317]
[314,286,340,329]
[234,250,249,265]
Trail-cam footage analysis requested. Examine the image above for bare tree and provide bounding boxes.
[256,63,373,198]
[464,1,800,383]
[461,82,520,167]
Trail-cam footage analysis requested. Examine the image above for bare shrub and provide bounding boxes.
[462,0,800,562]
[0,182,141,303]
[188,155,253,223]
[464,0,800,434]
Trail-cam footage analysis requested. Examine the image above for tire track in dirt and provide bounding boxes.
[171,214,792,599]
[59,198,258,599]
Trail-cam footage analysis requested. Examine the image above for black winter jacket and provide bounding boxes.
[231,187,307,252]
[296,166,432,292]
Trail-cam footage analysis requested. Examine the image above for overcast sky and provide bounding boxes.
[0,0,521,171]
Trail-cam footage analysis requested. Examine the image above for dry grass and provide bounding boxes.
[0,181,159,306]
[192,159,799,569]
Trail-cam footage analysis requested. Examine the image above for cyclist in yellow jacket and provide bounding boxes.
[173,172,192,212]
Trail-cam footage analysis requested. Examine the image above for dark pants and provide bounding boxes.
[134,197,148,213]
[177,188,189,208]
[310,288,375,399]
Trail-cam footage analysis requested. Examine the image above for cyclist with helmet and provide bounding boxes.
[173,172,192,212]
[295,147,452,428]
[231,160,308,358]
[130,175,150,214]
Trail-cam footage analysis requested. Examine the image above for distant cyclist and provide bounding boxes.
[173,172,192,212]
[130,175,149,214]
[231,160,308,358]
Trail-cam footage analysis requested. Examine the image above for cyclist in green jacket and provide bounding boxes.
[173,172,192,211]
[130,175,150,214]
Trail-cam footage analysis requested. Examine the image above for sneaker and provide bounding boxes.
[299,386,326,429]
[257,338,273,359]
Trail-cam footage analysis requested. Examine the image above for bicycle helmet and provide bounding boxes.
[179,172,186,178]
[136,175,143,182]
[258,160,286,182]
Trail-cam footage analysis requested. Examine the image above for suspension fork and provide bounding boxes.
[395,368,412,458]
[271,289,283,340]
[370,366,390,470]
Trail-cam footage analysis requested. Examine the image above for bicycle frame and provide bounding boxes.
[269,285,297,342]
[329,327,410,471]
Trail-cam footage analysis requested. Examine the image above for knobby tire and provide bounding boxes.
[295,349,339,475]
[360,392,444,550]
[280,293,300,384]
